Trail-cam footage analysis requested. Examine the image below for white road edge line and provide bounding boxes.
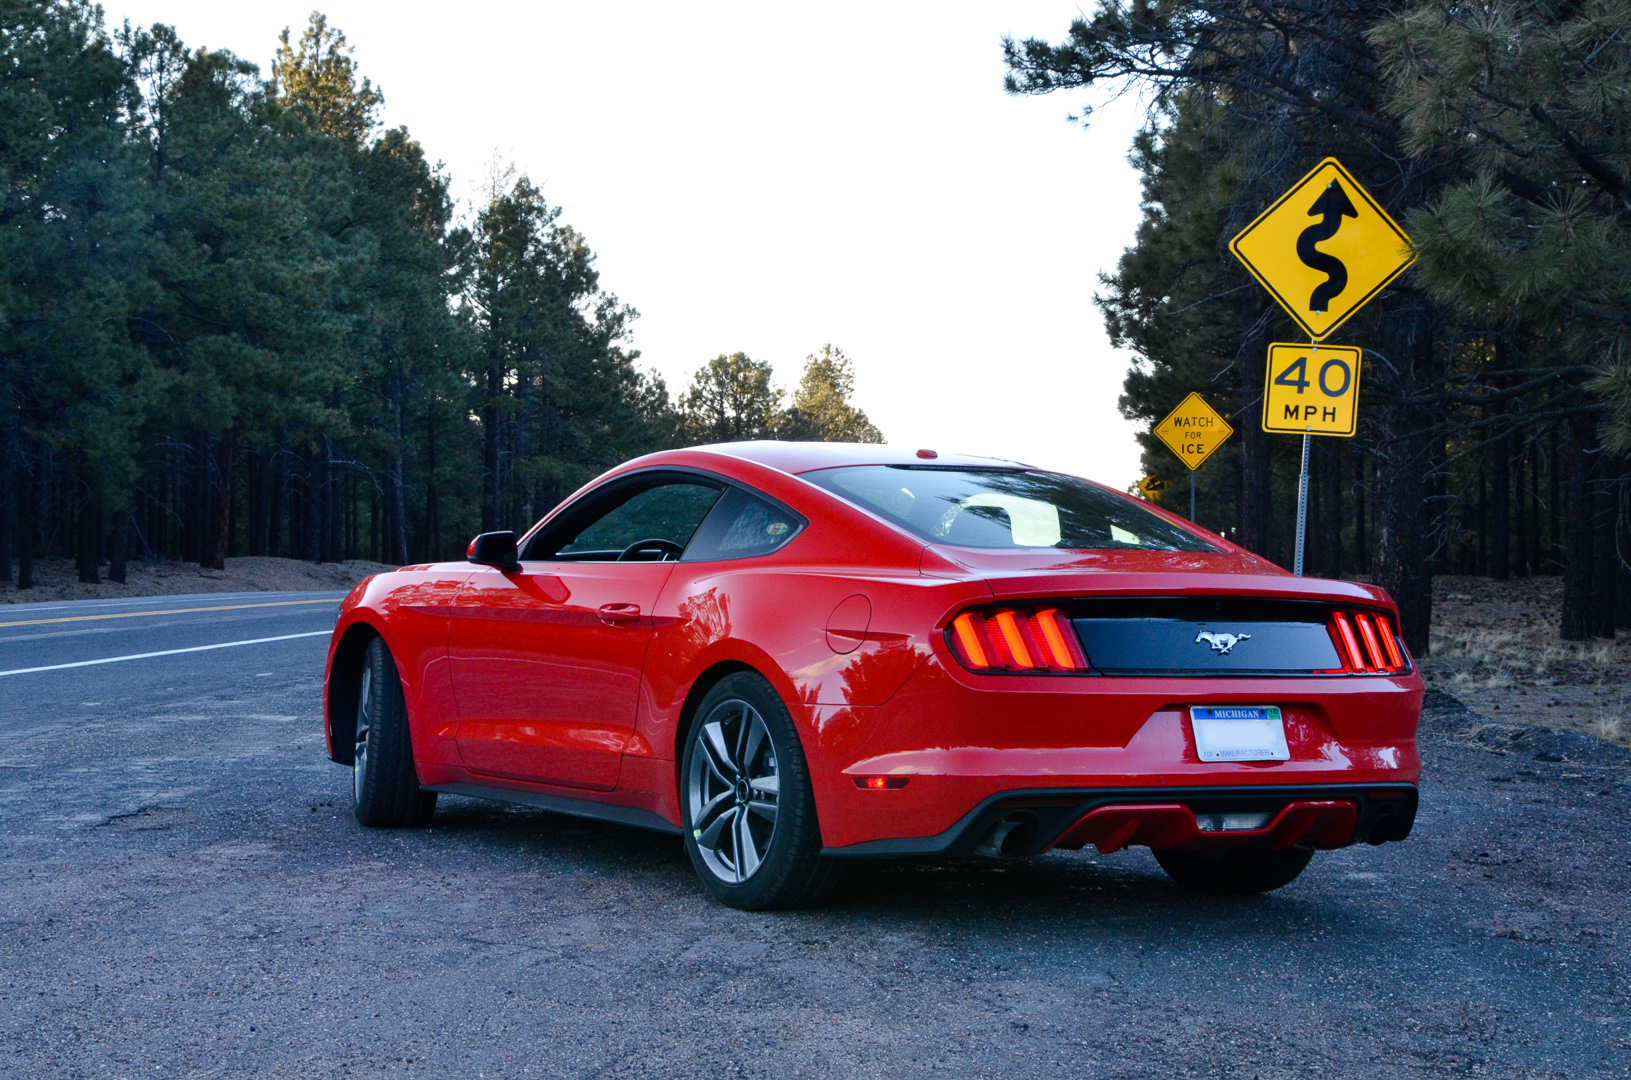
[0,631,331,677]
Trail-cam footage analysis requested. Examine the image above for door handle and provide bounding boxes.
[597,603,641,625]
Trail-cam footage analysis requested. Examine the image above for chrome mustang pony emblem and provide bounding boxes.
[1195,631,1251,655]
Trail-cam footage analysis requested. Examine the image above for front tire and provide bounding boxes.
[680,672,847,909]
[352,636,437,828]
[1153,846,1314,895]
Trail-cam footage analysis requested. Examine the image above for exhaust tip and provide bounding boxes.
[975,812,1039,857]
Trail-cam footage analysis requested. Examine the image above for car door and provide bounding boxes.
[448,477,725,791]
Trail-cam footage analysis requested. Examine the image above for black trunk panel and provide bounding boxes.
[1067,597,1343,675]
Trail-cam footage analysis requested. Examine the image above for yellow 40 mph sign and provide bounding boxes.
[1262,343,1362,436]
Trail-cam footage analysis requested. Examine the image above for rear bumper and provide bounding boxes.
[821,783,1417,859]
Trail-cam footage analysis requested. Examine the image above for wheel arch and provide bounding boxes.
[326,621,382,765]
[671,659,767,782]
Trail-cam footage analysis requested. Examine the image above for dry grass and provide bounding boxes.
[1421,576,1631,749]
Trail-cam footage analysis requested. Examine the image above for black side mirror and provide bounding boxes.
[466,531,520,570]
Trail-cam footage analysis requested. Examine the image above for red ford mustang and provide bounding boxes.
[323,442,1421,908]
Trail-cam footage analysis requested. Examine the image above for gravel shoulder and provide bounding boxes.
[0,556,394,604]
[2,626,1628,1080]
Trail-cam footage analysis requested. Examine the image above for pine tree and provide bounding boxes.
[1374,0,1629,638]
[680,354,782,443]
[780,345,883,443]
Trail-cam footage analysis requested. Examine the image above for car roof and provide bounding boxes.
[673,441,1032,474]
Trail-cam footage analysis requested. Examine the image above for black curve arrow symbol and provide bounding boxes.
[1296,180,1358,313]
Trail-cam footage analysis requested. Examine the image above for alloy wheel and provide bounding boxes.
[353,664,372,802]
[687,698,780,883]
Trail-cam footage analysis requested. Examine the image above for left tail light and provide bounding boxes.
[947,607,1089,673]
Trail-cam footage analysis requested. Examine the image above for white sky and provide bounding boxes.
[100,1,1151,489]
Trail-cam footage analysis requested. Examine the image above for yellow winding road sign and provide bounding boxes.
[1229,158,1413,341]
[1154,392,1234,470]
[1262,343,1363,436]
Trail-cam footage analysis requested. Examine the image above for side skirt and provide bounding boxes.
[427,781,683,836]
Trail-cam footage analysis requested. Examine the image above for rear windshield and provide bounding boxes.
[803,466,1219,552]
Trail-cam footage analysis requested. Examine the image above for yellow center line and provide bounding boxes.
[0,597,340,629]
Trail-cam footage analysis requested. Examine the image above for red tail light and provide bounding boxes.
[1329,610,1409,674]
[947,607,1089,673]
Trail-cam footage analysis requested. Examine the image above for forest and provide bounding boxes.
[0,4,878,591]
[1007,0,1630,651]
[6,1,1628,657]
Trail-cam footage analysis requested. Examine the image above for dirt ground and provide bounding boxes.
[0,556,395,604]
[1421,574,1631,749]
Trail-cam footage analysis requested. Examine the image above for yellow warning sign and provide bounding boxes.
[1262,342,1362,437]
[1154,392,1234,470]
[1229,158,1413,341]
[1137,476,1171,498]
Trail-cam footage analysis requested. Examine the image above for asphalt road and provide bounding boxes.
[2,592,1629,1079]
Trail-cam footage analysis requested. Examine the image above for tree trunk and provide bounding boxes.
[1240,417,1272,561]
[391,452,409,566]
[77,465,100,585]
[1548,424,1562,570]
[1490,428,1510,581]
[1513,439,1530,577]
[328,438,343,562]
[483,361,502,533]
[268,438,287,560]
[109,507,129,584]
[0,418,12,585]
[1319,437,1343,577]
[227,441,239,559]
[426,407,439,563]
[389,388,410,565]
[1520,440,1533,574]
[1616,464,1631,629]
[307,454,323,563]
[17,456,33,590]
[1476,458,1487,575]
[1560,417,1593,641]
[207,433,232,571]
[1590,447,1617,639]
[1354,450,1368,575]
[1370,305,1438,655]
[192,435,210,566]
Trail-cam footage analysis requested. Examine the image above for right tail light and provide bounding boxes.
[1330,610,1409,674]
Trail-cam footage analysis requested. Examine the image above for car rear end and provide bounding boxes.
[839,569,1419,857]
[796,461,1422,869]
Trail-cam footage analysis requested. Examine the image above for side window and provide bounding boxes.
[544,482,724,562]
[683,487,806,562]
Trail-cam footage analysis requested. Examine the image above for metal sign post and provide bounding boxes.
[1293,432,1310,576]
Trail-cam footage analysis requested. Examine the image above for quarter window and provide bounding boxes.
[683,487,806,561]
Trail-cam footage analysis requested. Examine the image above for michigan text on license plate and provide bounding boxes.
[1189,706,1290,762]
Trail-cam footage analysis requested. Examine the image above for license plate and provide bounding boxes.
[1189,706,1290,762]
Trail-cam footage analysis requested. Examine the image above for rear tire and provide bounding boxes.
[1153,846,1313,895]
[352,636,437,828]
[680,672,848,910]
